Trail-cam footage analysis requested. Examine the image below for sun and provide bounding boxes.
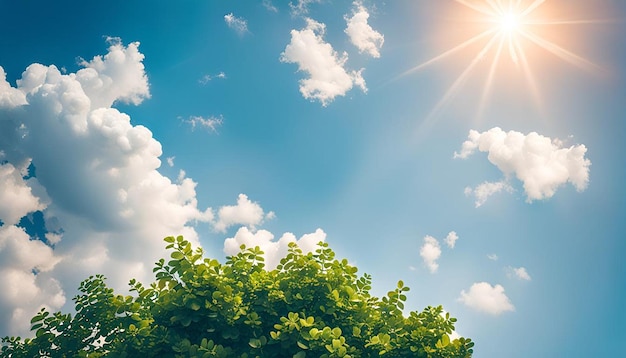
[499,11,522,33]
[401,0,605,123]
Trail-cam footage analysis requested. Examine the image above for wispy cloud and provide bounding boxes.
[182,115,223,133]
[289,0,321,16]
[455,128,591,204]
[507,266,532,281]
[487,253,499,261]
[263,0,278,12]
[280,18,366,106]
[464,180,514,207]
[459,282,515,315]
[199,71,226,85]
[224,13,249,36]
[344,1,384,58]
[444,231,459,249]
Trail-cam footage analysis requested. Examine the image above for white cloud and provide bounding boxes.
[420,235,441,273]
[508,266,532,281]
[280,18,366,106]
[263,0,278,12]
[455,128,591,203]
[166,156,175,167]
[487,253,499,261]
[224,13,249,36]
[344,2,384,58]
[0,163,47,225]
[75,37,150,109]
[224,227,326,269]
[464,180,514,207]
[459,282,515,315]
[213,194,275,233]
[0,40,213,337]
[199,72,226,85]
[444,231,459,249]
[289,0,321,15]
[0,225,64,335]
[183,115,223,133]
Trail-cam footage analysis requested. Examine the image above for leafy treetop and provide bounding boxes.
[1,236,474,357]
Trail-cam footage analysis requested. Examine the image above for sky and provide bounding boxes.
[0,0,625,356]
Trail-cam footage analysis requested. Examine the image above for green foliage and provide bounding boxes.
[1,236,474,357]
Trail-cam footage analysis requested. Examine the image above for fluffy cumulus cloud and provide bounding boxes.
[455,127,591,204]
[0,226,64,335]
[420,235,441,273]
[0,40,214,336]
[281,18,366,106]
[344,2,384,58]
[0,163,47,225]
[458,282,515,315]
[214,194,276,233]
[224,13,249,35]
[508,266,532,281]
[224,227,326,269]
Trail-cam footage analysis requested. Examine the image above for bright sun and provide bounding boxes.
[499,12,522,33]
[402,0,604,122]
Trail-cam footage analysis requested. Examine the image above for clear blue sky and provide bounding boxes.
[0,0,624,356]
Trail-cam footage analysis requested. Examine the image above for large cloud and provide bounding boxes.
[224,227,326,270]
[344,1,384,58]
[281,18,366,106]
[0,40,213,337]
[455,127,591,204]
[458,282,515,315]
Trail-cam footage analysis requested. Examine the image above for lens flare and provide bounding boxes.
[401,0,608,124]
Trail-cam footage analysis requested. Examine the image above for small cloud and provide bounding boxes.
[420,235,441,273]
[507,266,532,281]
[213,194,275,233]
[487,253,499,261]
[409,265,417,271]
[289,0,321,16]
[455,128,591,203]
[263,0,278,12]
[224,227,325,270]
[444,231,459,249]
[464,180,514,207]
[224,13,249,36]
[182,115,223,133]
[199,72,227,85]
[280,18,366,106]
[344,1,384,58]
[458,282,515,315]
[166,156,175,167]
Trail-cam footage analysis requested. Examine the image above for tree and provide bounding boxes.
[1,236,474,357]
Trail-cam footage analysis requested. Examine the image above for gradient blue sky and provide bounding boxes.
[0,1,625,356]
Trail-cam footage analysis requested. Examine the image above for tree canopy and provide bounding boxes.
[1,236,474,357]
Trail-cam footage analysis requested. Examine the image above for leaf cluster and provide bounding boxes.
[1,236,473,357]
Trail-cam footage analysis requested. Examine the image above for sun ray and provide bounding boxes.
[518,28,603,73]
[477,34,507,118]
[399,28,497,77]
[454,0,495,17]
[423,33,501,122]
[401,0,608,128]
[520,0,546,17]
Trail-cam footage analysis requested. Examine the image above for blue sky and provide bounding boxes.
[0,0,624,356]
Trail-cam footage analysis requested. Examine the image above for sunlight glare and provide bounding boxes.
[403,0,606,126]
